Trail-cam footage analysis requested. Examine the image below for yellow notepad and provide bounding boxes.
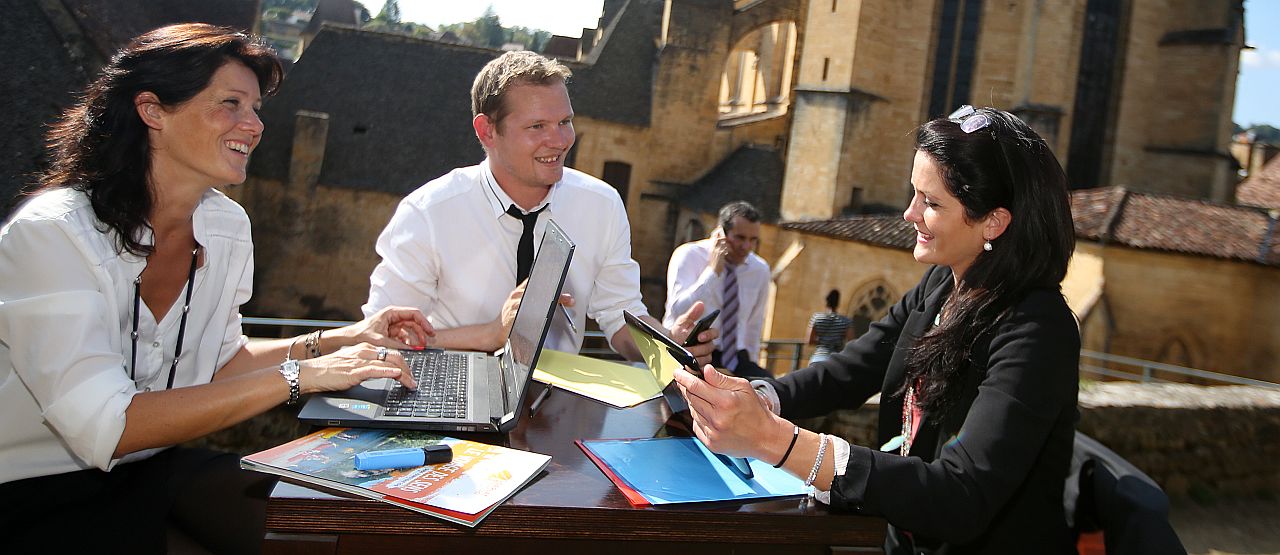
[533,349,673,408]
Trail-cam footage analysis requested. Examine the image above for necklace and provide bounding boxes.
[129,248,199,390]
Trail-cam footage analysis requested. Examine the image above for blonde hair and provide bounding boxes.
[471,51,572,127]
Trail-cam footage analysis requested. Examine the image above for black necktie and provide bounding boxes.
[506,204,549,285]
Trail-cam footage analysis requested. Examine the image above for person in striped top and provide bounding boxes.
[806,289,853,365]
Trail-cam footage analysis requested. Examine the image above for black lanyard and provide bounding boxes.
[130,248,199,390]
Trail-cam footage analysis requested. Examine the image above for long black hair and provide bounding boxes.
[905,107,1075,415]
[36,23,282,256]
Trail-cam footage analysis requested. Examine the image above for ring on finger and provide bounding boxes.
[376,346,388,362]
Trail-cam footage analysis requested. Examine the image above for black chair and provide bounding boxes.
[1064,432,1187,555]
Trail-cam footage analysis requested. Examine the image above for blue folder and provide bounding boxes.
[580,437,807,505]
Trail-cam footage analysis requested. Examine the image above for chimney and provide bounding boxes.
[289,110,329,191]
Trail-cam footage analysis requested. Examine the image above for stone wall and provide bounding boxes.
[800,382,1280,498]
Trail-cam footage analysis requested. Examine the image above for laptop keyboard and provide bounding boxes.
[384,351,469,418]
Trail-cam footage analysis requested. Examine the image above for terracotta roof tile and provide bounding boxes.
[780,215,915,250]
[781,188,1280,267]
[1236,155,1280,210]
[1070,186,1280,267]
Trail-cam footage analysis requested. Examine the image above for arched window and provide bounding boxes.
[849,281,895,338]
[680,218,707,245]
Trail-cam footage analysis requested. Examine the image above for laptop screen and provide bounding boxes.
[501,219,575,414]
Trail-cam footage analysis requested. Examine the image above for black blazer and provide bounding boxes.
[770,266,1080,554]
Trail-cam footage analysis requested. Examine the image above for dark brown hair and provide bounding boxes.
[37,23,282,256]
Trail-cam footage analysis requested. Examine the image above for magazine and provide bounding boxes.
[241,427,550,527]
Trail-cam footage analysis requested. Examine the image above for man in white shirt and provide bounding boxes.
[663,201,771,379]
[364,51,712,360]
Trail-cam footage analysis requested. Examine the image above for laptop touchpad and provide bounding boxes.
[346,378,394,402]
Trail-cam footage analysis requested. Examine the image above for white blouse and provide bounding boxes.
[0,187,253,483]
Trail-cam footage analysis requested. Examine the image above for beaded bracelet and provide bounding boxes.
[774,425,800,468]
[804,433,829,489]
[304,329,324,359]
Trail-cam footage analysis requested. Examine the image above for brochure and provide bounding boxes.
[241,427,550,527]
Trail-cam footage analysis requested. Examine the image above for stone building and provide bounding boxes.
[222,0,1263,379]
[757,188,1280,383]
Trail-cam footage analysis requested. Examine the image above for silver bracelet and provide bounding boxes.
[805,433,829,490]
[286,335,303,363]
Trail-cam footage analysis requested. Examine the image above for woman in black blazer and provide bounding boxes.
[675,106,1079,554]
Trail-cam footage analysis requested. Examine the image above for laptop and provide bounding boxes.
[299,220,575,433]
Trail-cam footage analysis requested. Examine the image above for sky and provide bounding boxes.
[361,0,605,38]
[363,0,1277,128]
[1237,0,1279,128]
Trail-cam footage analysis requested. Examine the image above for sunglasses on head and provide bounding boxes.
[947,105,993,134]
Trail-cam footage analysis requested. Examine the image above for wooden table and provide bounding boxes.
[264,383,886,554]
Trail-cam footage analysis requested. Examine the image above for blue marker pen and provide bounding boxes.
[354,445,453,471]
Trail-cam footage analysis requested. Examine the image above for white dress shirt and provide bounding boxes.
[364,159,649,354]
[662,239,770,360]
[0,188,252,484]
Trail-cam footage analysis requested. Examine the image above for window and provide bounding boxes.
[850,281,895,337]
[602,161,631,206]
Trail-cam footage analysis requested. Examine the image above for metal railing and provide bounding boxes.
[1079,349,1279,389]
[241,317,1277,388]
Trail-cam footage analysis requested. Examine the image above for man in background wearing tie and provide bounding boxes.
[663,202,771,378]
[363,51,713,361]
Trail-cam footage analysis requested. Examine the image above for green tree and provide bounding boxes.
[377,0,401,24]
[475,6,506,48]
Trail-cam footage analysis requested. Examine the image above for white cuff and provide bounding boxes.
[749,379,781,415]
[812,436,850,505]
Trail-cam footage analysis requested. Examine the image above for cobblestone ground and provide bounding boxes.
[1172,496,1280,555]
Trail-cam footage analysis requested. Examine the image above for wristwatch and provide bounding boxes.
[279,359,301,405]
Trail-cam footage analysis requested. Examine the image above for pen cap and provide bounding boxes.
[421,444,453,465]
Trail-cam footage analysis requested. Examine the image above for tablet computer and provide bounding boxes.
[622,310,703,379]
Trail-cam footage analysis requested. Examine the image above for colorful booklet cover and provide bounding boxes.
[241,427,550,527]
[577,437,807,506]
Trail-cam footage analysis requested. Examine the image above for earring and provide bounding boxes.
[983,240,993,252]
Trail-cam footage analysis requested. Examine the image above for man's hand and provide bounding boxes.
[707,227,728,275]
[668,301,718,366]
[496,280,575,347]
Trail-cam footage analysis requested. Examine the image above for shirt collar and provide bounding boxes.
[125,189,213,262]
[480,158,557,219]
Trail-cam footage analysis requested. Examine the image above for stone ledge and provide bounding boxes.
[800,383,1280,498]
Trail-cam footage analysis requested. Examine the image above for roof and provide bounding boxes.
[1072,186,1280,267]
[780,215,915,250]
[1,0,90,216]
[248,26,494,194]
[543,35,580,59]
[680,145,785,223]
[249,0,662,195]
[305,0,358,36]
[777,187,1280,267]
[61,0,259,61]
[1236,155,1280,210]
[1,0,257,219]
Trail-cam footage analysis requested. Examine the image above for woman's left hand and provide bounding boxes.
[672,365,789,461]
[340,306,435,350]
